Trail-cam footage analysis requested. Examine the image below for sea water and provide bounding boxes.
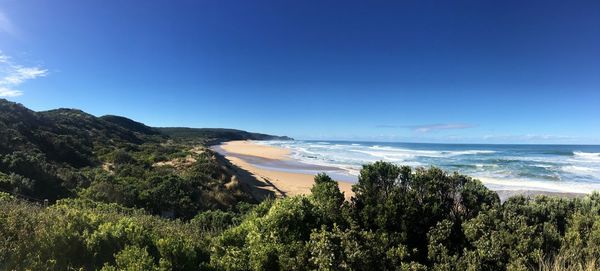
[257,140,600,193]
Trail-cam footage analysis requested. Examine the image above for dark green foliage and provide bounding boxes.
[210,197,319,270]
[110,149,136,165]
[0,99,253,216]
[0,197,224,270]
[351,162,500,262]
[311,173,346,226]
[209,163,502,270]
[101,115,162,135]
[2,162,600,270]
[81,150,252,219]
[157,127,293,145]
[0,172,34,195]
[190,210,239,235]
[209,163,600,270]
[0,99,162,200]
[101,245,160,271]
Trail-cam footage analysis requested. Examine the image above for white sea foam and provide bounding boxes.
[354,150,418,161]
[258,140,600,193]
[360,146,495,159]
[574,151,600,157]
[476,176,597,194]
[573,151,600,162]
[562,165,600,178]
[295,147,317,155]
[444,150,496,156]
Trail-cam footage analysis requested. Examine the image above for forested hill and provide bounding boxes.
[0,100,159,200]
[100,115,162,136]
[0,99,286,208]
[0,101,160,164]
[157,127,293,144]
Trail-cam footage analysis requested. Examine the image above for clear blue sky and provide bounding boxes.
[0,0,599,144]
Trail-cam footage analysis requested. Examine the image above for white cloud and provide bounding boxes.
[0,11,16,35]
[0,52,48,97]
[2,66,48,85]
[0,87,22,97]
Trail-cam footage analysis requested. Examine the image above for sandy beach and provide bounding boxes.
[213,140,355,200]
[213,140,590,202]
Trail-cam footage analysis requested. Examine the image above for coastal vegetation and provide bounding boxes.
[0,99,258,218]
[1,99,599,270]
[157,127,293,145]
[2,164,600,270]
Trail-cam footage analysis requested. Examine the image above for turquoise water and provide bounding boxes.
[258,140,600,193]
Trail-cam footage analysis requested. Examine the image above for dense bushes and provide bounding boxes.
[0,196,217,270]
[80,147,252,219]
[0,99,255,212]
[210,162,600,270]
[2,161,600,270]
[0,99,163,200]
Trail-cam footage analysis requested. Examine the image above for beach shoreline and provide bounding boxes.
[212,140,355,200]
[213,140,588,201]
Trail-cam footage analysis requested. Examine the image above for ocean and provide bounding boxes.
[256,140,600,194]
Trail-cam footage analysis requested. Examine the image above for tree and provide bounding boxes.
[101,246,159,271]
[351,162,501,263]
[310,173,345,225]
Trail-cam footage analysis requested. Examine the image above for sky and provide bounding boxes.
[0,0,599,144]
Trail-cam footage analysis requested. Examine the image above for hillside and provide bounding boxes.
[158,127,293,144]
[0,101,162,200]
[100,115,162,136]
[0,99,287,211]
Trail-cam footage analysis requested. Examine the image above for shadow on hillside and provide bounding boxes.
[213,152,284,201]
